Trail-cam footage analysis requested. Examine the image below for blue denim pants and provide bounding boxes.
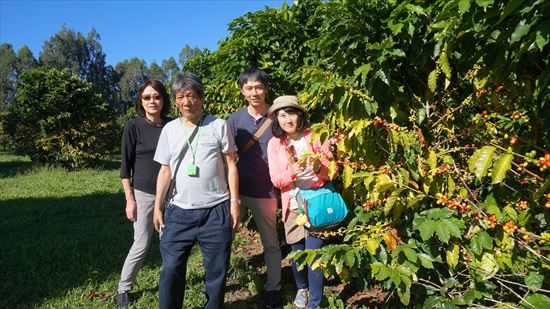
[291,235,324,308]
[158,200,232,309]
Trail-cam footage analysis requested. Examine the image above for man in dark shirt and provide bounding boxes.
[227,68,282,308]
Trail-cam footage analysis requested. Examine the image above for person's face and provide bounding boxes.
[141,86,164,117]
[241,80,266,108]
[276,110,300,135]
[175,88,203,119]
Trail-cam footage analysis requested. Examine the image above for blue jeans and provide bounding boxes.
[291,236,324,308]
[158,200,232,309]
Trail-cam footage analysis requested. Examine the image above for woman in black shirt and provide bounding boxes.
[116,80,171,308]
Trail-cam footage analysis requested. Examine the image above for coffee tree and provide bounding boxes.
[4,67,117,168]
[188,0,549,307]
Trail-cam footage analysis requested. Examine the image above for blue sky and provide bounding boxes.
[0,0,289,66]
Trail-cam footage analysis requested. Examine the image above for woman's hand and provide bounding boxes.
[125,199,137,221]
[311,157,322,174]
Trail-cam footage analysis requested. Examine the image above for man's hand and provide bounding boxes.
[153,207,164,232]
[125,199,137,221]
[230,201,240,234]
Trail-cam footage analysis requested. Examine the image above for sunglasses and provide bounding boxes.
[142,95,162,101]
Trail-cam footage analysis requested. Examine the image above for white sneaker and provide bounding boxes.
[293,288,308,308]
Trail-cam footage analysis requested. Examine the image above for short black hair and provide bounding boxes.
[135,80,171,117]
[238,68,268,89]
[271,107,310,138]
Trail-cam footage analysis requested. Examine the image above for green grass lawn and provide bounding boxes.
[0,151,352,308]
[0,151,258,308]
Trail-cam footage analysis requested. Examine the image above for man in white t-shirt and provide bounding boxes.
[153,71,239,309]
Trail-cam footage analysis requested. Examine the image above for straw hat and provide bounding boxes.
[267,95,306,116]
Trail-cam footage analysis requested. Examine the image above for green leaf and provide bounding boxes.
[418,253,434,269]
[511,19,532,44]
[439,52,452,80]
[447,175,456,195]
[479,253,499,279]
[471,230,493,254]
[446,243,459,269]
[428,68,439,93]
[475,0,494,9]
[518,210,532,227]
[426,207,453,219]
[428,150,437,171]
[343,164,353,188]
[344,250,356,267]
[390,106,397,121]
[524,272,543,291]
[403,247,418,263]
[502,205,518,222]
[486,202,502,220]
[435,218,463,243]
[416,219,436,241]
[535,30,549,50]
[418,107,426,125]
[366,238,379,255]
[376,69,389,85]
[520,294,550,309]
[397,285,410,305]
[499,0,527,23]
[435,221,451,243]
[459,0,471,13]
[491,153,513,184]
[376,174,394,192]
[385,189,403,215]
[470,146,495,180]
[406,4,426,16]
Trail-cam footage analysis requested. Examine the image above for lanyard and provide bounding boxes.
[182,116,203,164]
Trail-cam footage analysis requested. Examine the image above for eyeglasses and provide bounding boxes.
[142,94,162,101]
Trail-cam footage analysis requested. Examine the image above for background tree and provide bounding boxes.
[178,43,203,67]
[115,57,148,114]
[15,45,38,76]
[161,56,179,84]
[4,67,117,168]
[39,26,116,106]
[0,43,18,111]
[147,61,165,82]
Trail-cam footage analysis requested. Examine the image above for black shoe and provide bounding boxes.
[265,289,282,309]
[115,291,131,308]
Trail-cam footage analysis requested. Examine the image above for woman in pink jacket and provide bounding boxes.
[267,95,333,308]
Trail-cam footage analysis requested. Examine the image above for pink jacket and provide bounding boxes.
[267,129,333,222]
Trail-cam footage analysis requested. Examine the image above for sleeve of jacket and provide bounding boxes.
[267,137,295,189]
[120,120,137,179]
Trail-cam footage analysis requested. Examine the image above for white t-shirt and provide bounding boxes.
[154,116,236,209]
[288,134,317,210]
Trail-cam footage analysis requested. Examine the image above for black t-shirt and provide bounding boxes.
[120,117,171,195]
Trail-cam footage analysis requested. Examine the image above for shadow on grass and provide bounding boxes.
[0,157,34,178]
[0,192,161,308]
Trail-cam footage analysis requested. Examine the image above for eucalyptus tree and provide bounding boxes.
[15,45,38,76]
[147,61,164,82]
[39,26,116,104]
[0,43,18,110]
[115,58,148,114]
[161,56,179,83]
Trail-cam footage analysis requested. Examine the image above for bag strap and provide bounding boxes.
[165,117,202,201]
[237,117,272,158]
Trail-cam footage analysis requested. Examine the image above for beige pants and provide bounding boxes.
[240,195,282,291]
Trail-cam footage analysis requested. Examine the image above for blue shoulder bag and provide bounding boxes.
[298,182,348,231]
